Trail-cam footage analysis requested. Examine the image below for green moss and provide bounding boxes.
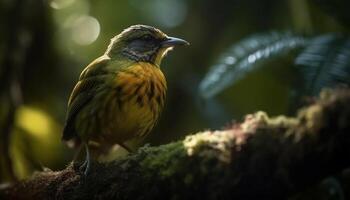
[140,141,186,178]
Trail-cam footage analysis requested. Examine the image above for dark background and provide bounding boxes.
[0,0,349,181]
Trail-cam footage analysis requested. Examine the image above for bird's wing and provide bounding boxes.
[62,55,110,142]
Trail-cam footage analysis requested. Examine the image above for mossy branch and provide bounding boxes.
[1,89,350,200]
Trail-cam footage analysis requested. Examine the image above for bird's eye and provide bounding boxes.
[142,35,152,41]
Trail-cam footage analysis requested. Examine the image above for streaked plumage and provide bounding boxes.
[62,25,188,174]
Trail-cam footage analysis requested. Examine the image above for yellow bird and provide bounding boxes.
[62,25,189,174]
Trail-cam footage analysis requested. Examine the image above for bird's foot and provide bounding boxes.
[78,160,91,176]
[79,143,91,176]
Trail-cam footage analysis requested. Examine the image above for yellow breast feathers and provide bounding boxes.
[114,62,167,111]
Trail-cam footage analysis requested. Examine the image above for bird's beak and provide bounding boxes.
[161,36,190,48]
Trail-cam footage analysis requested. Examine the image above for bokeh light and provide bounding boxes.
[70,15,100,46]
[16,106,52,138]
[50,0,76,10]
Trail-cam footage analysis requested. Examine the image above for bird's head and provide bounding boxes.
[105,25,189,66]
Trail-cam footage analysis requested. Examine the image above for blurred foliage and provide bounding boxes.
[199,1,350,122]
[199,31,308,99]
[199,32,350,105]
[0,0,349,192]
[12,106,66,179]
[296,34,350,95]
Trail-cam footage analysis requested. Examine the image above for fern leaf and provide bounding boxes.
[199,32,308,99]
[295,34,350,95]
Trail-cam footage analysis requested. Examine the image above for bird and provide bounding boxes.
[62,25,189,175]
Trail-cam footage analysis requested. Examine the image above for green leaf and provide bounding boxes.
[199,32,308,99]
[295,34,350,95]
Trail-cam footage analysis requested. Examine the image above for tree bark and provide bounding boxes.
[1,88,350,200]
